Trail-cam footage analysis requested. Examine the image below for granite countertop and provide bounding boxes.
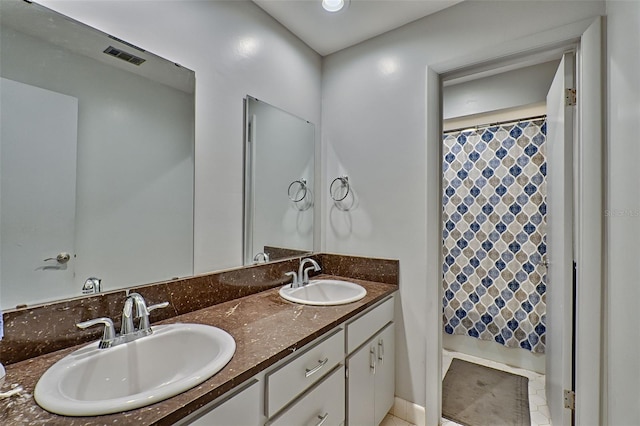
[1,274,397,425]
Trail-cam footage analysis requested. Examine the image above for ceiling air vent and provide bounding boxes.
[103,46,146,66]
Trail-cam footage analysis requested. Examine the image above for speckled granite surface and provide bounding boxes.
[318,253,399,285]
[0,253,399,425]
[0,257,296,365]
[0,276,397,425]
[263,245,310,262]
[0,254,399,365]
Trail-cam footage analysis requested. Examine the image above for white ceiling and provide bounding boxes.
[252,0,464,56]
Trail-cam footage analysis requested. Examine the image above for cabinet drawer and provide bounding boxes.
[266,328,344,417]
[346,296,393,354]
[268,365,345,426]
[185,379,260,426]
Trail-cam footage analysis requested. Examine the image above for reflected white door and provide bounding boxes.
[0,78,78,309]
[545,53,575,426]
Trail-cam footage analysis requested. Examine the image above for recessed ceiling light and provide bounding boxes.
[322,0,344,13]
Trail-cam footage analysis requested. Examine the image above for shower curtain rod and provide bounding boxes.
[444,114,547,135]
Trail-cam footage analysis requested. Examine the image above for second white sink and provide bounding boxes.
[34,323,235,416]
[280,279,367,306]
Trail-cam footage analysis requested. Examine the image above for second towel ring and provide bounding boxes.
[288,179,308,202]
[330,176,350,201]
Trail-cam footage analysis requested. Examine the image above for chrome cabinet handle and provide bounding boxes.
[315,413,329,426]
[305,357,329,378]
[44,252,71,264]
[370,346,376,374]
[378,338,384,364]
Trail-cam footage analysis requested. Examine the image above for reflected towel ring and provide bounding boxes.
[288,179,308,202]
[330,176,350,202]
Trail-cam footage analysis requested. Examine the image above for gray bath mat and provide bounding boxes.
[442,358,531,426]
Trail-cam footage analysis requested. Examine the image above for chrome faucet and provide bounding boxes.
[81,277,101,294]
[76,293,169,349]
[285,258,321,288]
[253,252,270,264]
[121,292,168,335]
[299,258,320,286]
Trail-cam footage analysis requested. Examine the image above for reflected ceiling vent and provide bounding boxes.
[103,46,146,66]
[107,35,145,52]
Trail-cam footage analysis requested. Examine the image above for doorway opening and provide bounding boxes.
[425,16,603,426]
[439,53,575,426]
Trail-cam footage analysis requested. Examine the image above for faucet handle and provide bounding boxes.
[139,301,169,330]
[76,317,116,343]
[303,266,318,285]
[285,271,298,287]
[147,301,169,312]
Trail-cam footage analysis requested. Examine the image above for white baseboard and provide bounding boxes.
[443,333,545,374]
[390,396,425,426]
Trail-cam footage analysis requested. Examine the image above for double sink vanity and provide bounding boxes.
[0,253,398,425]
[0,2,397,425]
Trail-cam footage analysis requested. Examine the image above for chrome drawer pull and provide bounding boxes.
[305,357,329,378]
[315,413,329,426]
[370,346,376,374]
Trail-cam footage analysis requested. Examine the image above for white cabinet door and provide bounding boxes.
[347,339,376,425]
[186,379,260,426]
[374,324,395,426]
[347,322,395,426]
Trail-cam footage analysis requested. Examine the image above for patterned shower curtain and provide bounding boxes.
[442,117,547,353]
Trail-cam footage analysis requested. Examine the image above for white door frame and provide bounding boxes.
[424,17,603,426]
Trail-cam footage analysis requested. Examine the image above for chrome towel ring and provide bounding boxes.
[330,176,350,202]
[288,179,308,202]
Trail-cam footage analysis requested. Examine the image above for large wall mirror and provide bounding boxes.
[243,96,315,265]
[0,0,195,309]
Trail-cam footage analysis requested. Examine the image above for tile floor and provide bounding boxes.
[381,349,551,426]
[381,413,415,426]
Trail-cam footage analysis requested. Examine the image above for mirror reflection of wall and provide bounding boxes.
[243,96,315,265]
[0,0,195,309]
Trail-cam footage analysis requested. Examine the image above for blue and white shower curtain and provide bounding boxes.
[442,118,547,353]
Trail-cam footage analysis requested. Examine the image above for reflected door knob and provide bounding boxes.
[44,252,71,264]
